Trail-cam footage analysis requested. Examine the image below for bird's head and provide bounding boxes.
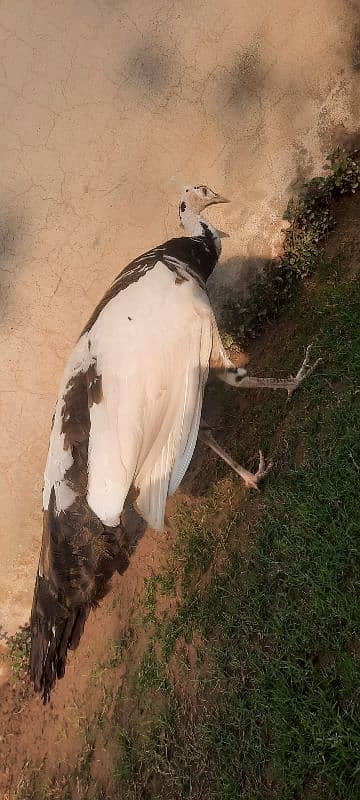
[180,184,230,214]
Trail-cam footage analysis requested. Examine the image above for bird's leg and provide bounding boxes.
[216,345,322,398]
[198,422,272,490]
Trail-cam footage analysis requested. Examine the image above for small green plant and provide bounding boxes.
[282,148,360,276]
[137,640,167,692]
[6,625,31,681]
[222,147,360,343]
[106,626,135,668]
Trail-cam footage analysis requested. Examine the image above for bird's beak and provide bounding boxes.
[204,193,230,237]
[205,193,230,208]
[212,194,230,204]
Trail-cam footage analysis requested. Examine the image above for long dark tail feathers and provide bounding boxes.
[29,489,144,703]
[29,575,89,704]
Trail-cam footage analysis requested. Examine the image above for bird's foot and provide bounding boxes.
[287,344,322,398]
[240,450,273,490]
[199,426,272,490]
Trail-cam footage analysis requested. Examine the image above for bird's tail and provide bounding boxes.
[29,488,141,702]
[29,574,89,704]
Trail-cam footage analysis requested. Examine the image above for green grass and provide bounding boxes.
[113,261,360,800]
[6,625,31,682]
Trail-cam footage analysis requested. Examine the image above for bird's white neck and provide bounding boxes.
[179,201,221,256]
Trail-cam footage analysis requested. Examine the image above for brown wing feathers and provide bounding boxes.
[29,361,126,703]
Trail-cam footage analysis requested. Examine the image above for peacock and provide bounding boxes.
[29,183,319,702]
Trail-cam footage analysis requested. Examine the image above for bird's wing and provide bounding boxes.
[87,259,213,531]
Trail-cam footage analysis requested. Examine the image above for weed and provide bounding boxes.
[6,625,31,682]
[222,147,360,344]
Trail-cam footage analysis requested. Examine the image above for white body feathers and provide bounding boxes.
[44,260,215,531]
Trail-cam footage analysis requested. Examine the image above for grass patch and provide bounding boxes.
[5,625,31,682]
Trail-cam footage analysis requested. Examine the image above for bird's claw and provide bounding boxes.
[287,344,322,398]
[242,450,273,490]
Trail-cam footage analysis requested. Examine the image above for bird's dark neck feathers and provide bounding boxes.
[162,223,219,284]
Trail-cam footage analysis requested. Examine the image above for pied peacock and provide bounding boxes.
[29,183,320,702]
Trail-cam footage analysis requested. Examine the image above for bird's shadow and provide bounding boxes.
[208,254,273,316]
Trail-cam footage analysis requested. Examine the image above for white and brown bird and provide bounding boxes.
[30,183,319,702]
